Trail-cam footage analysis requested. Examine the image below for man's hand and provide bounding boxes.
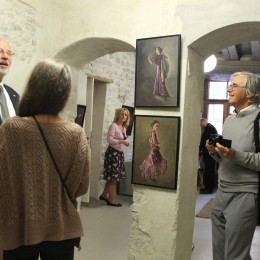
[205,140,217,153]
[215,143,236,160]
[206,140,236,160]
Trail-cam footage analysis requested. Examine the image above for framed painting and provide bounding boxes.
[122,105,135,136]
[135,34,181,108]
[131,115,180,190]
[74,104,86,127]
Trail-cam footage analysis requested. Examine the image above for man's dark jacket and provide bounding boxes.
[199,123,218,158]
[0,84,19,124]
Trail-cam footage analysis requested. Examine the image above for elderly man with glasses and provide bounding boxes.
[0,37,19,125]
[206,71,260,260]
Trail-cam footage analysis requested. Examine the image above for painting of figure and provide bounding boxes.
[132,115,180,189]
[135,35,181,107]
[139,120,167,181]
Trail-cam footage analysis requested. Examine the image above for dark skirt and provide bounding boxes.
[3,239,76,260]
[104,146,126,182]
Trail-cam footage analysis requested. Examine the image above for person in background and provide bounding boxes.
[0,59,90,260]
[99,108,130,207]
[206,72,260,260]
[199,118,218,194]
[0,38,19,124]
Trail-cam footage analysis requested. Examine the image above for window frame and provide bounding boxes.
[203,80,233,126]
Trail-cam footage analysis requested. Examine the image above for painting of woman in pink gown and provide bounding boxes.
[148,47,170,99]
[139,120,167,181]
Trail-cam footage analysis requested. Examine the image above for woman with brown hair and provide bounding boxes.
[0,59,90,260]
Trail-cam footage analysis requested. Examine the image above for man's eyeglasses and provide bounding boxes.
[0,48,14,57]
[228,84,246,91]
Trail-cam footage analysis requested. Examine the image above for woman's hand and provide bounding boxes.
[119,140,130,147]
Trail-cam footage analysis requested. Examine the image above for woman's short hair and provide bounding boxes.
[18,59,72,116]
[231,71,260,104]
[113,108,130,127]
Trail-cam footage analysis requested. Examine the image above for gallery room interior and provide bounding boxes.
[1,0,260,259]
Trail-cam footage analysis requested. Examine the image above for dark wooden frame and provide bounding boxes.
[74,104,86,127]
[135,34,181,108]
[131,115,180,190]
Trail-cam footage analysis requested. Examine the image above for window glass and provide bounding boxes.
[208,104,224,134]
[208,82,228,100]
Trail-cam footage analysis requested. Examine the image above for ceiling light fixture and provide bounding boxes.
[204,55,217,73]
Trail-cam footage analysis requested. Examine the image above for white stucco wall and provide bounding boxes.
[2,0,260,259]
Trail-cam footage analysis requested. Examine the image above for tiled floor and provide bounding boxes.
[75,191,260,260]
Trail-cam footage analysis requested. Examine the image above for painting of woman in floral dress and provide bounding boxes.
[139,120,167,181]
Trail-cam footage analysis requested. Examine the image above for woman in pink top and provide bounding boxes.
[99,108,130,207]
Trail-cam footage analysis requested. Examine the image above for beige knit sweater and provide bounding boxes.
[0,116,90,250]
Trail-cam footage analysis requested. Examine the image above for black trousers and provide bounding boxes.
[203,156,216,191]
[3,239,75,260]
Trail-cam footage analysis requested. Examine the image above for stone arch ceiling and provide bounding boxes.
[189,22,260,81]
[55,38,135,68]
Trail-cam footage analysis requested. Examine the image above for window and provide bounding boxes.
[229,106,235,114]
[208,104,224,134]
[204,81,233,134]
[208,82,228,100]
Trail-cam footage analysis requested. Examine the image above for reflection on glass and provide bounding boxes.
[208,104,224,134]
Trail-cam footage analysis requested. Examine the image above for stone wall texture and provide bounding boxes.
[83,52,135,163]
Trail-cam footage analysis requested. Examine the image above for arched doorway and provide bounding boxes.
[55,37,135,68]
[55,38,135,202]
[187,21,260,259]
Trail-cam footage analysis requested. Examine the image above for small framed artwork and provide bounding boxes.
[74,104,86,127]
[131,115,180,190]
[135,34,181,108]
[122,105,135,136]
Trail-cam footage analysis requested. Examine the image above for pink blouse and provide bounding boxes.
[107,122,127,152]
